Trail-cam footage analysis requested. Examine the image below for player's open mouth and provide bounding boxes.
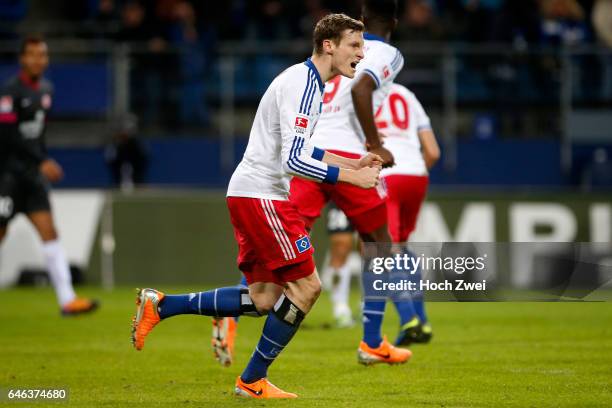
[350,61,358,69]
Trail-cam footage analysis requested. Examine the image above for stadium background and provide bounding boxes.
[1,0,611,288]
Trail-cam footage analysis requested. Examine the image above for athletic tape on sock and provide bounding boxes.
[240,288,261,317]
[273,294,305,326]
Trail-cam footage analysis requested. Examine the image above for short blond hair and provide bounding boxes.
[313,13,364,55]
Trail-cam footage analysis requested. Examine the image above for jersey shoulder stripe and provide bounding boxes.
[301,59,324,115]
[390,49,403,71]
[299,70,316,114]
[304,71,318,115]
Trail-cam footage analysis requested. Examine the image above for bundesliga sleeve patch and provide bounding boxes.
[294,116,309,134]
[295,235,311,254]
[295,117,308,128]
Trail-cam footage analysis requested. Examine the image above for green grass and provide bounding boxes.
[1,287,611,407]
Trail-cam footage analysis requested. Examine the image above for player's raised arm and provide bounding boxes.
[351,2,404,169]
[351,73,395,165]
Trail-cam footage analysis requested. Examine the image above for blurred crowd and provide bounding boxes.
[0,1,609,187]
[0,0,610,134]
[0,0,610,48]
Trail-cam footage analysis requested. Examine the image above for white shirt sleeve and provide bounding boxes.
[356,46,404,89]
[277,73,339,184]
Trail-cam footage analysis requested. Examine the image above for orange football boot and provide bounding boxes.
[131,288,165,350]
[212,317,237,366]
[234,377,297,399]
[357,335,412,365]
[61,297,99,316]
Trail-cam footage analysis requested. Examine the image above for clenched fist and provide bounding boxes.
[367,145,395,168]
[358,152,384,170]
[350,166,380,189]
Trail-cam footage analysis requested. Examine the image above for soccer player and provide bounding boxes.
[288,0,413,365]
[376,82,440,345]
[0,36,99,316]
[211,205,360,367]
[131,14,384,399]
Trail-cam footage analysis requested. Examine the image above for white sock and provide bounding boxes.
[320,264,336,292]
[331,263,352,317]
[42,240,76,307]
[347,251,363,277]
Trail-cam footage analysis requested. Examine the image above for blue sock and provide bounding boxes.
[362,299,385,348]
[390,253,417,326]
[234,276,249,323]
[361,259,385,348]
[241,295,302,384]
[413,294,427,324]
[392,298,417,326]
[406,249,427,324]
[158,287,243,319]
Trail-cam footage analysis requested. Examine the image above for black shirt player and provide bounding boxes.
[0,36,98,316]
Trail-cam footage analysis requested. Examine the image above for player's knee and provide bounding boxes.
[249,292,278,315]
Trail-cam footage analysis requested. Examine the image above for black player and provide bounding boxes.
[0,35,98,316]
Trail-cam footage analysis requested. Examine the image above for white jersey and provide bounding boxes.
[227,59,339,200]
[311,33,404,155]
[378,83,432,177]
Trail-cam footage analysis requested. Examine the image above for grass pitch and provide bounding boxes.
[1,286,611,407]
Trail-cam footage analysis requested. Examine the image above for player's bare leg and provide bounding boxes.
[284,270,321,313]
[28,210,57,241]
[359,222,392,245]
[249,282,286,313]
[28,210,98,316]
